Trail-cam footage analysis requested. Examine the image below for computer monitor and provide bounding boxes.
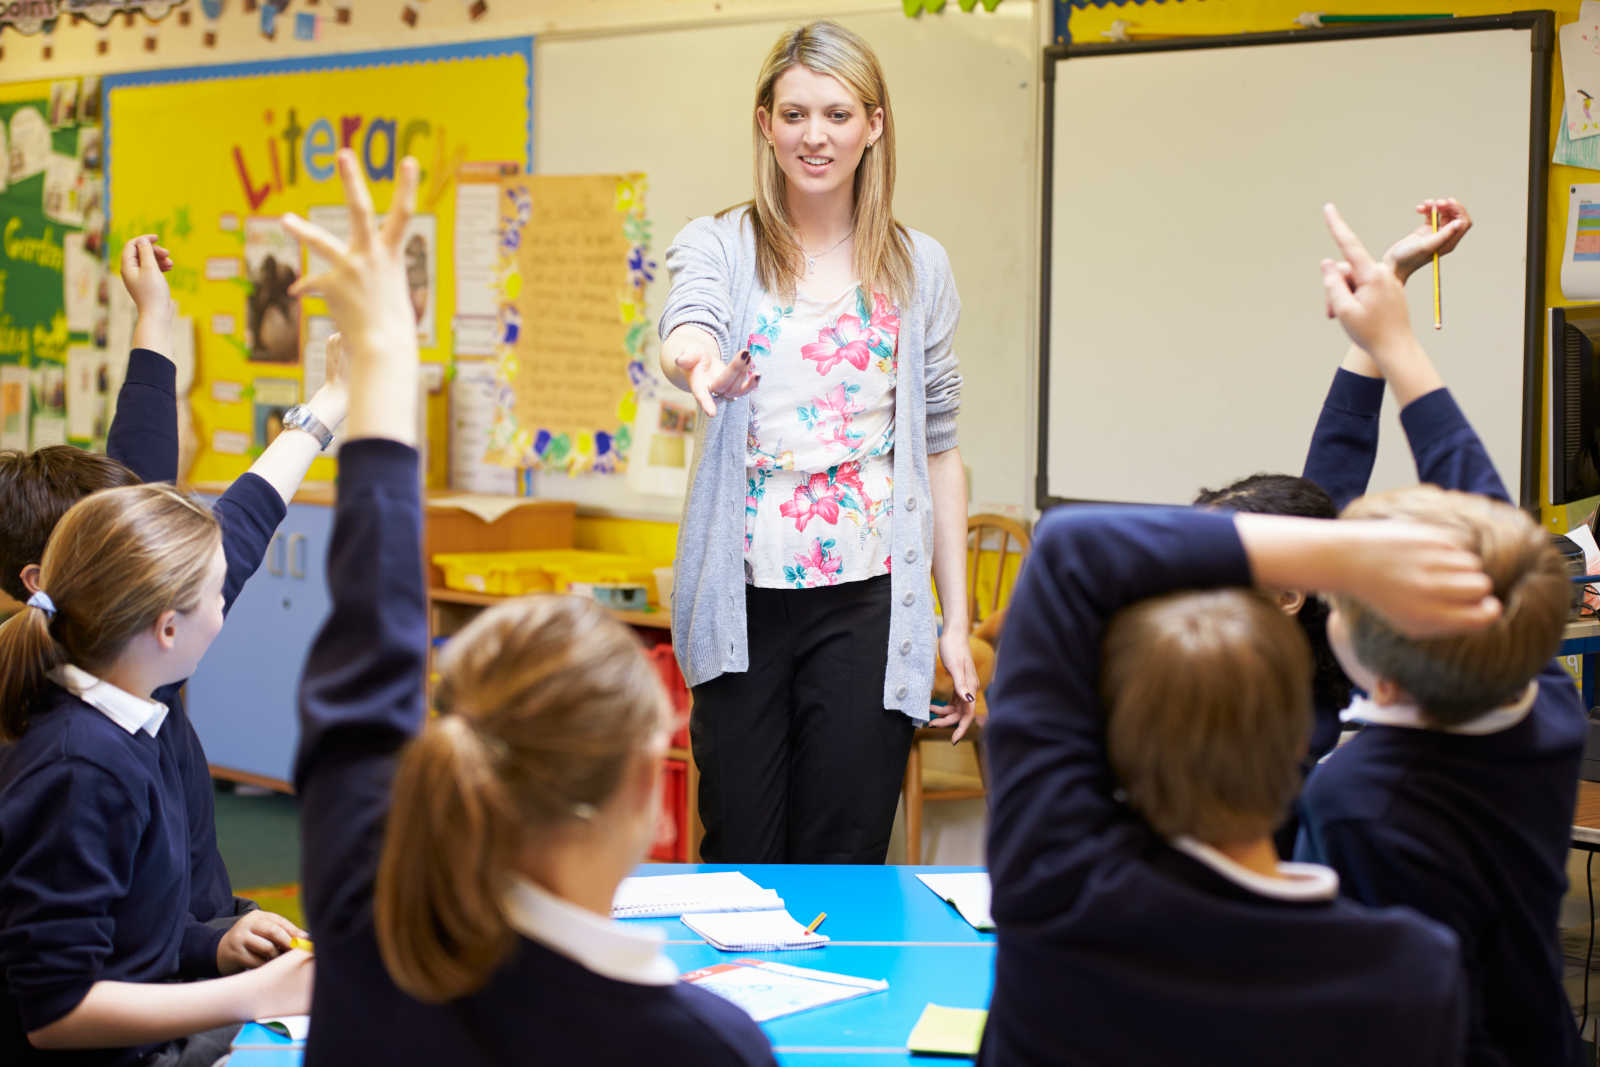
[1551,305,1600,506]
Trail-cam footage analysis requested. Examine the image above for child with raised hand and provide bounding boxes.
[980,492,1498,1063]
[285,149,774,1066]
[0,235,335,999]
[0,485,313,1066]
[1299,204,1585,1067]
[1195,198,1474,849]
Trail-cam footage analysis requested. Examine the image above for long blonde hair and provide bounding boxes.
[0,483,220,741]
[743,21,913,303]
[375,596,669,1003]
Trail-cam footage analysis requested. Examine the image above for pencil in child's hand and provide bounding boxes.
[1432,204,1442,331]
[290,937,315,954]
[804,912,827,936]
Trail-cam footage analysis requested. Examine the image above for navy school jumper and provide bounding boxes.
[1296,387,1587,1067]
[0,472,283,1067]
[980,506,1468,1067]
[294,440,776,1067]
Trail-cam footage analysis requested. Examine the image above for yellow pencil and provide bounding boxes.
[290,937,315,954]
[804,912,827,936]
[1432,204,1442,331]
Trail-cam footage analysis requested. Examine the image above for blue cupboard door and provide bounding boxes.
[186,501,334,788]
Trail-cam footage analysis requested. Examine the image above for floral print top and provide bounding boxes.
[744,284,899,589]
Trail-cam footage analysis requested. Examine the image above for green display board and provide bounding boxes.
[0,74,106,451]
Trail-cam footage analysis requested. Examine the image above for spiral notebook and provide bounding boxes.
[611,871,784,919]
[681,908,829,951]
[681,959,887,1022]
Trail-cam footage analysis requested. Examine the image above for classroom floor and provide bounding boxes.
[213,784,303,927]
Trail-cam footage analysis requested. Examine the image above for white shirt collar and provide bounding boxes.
[501,876,678,987]
[1338,680,1537,737]
[1171,836,1339,902]
[49,664,169,737]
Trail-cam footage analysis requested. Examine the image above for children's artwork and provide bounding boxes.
[450,360,517,494]
[1563,184,1600,300]
[243,217,301,364]
[302,315,335,398]
[62,234,99,333]
[77,127,103,173]
[485,173,653,475]
[42,154,83,226]
[1563,7,1600,142]
[0,364,29,450]
[79,76,102,125]
[47,81,78,129]
[8,108,49,182]
[626,394,697,497]
[30,412,66,448]
[251,377,300,450]
[65,346,106,441]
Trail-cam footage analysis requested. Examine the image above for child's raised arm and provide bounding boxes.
[105,235,178,483]
[1304,200,1474,507]
[1321,203,1509,502]
[238,331,349,506]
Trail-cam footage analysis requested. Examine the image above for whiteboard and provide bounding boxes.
[535,5,1038,518]
[1041,17,1550,508]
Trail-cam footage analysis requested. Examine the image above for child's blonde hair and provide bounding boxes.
[1334,485,1568,726]
[0,483,220,741]
[1101,589,1312,845]
[374,596,669,1003]
[742,20,913,304]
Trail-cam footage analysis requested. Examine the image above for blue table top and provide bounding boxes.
[232,865,995,1065]
[627,863,993,945]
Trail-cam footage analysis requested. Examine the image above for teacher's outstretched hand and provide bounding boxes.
[662,324,760,418]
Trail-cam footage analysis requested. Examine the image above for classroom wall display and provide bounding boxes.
[1039,14,1549,508]
[0,74,109,453]
[103,37,534,485]
[482,172,650,476]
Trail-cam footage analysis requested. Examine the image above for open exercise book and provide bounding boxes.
[611,871,783,919]
[915,872,994,931]
[681,959,888,1023]
[681,908,829,951]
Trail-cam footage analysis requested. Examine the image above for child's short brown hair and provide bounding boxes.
[1101,588,1312,846]
[1332,486,1568,727]
[0,446,142,603]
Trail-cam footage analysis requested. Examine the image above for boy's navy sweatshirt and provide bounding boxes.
[1297,387,1586,1067]
[0,471,282,1067]
[107,348,281,927]
[293,440,776,1067]
[980,505,1467,1067]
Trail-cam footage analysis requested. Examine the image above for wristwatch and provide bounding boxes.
[281,404,334,450]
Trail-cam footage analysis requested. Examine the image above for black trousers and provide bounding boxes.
[691,575,915,864]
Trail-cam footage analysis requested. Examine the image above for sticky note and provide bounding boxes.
[906,1003,987,1057]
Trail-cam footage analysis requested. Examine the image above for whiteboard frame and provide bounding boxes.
[1036,13,1553,511]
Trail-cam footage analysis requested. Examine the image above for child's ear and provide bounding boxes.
[1370,677,1412,707]
[152,609,180,652]
[19,564,41,595]
[1275,589,1306,616]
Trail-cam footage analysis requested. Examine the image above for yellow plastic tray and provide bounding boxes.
[432,549,661,598]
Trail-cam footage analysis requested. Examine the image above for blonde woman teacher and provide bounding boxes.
[659,21,977,864]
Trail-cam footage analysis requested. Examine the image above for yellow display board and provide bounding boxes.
[103,39,533,485]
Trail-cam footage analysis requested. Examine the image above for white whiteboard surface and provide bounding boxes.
[1043,23,1543,506]
[535,5,1038,518]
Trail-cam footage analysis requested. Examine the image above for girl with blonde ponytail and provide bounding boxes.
[0,483,313,1066]
[657,21,976,864]
[287,151,774,1067]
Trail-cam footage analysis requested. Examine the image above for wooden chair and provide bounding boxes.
[901,513,1031,863]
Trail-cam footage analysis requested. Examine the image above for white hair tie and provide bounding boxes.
[25,591,56,619]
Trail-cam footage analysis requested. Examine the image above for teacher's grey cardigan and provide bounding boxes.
[659,206,963,721]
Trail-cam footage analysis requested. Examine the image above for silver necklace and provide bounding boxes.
[802,231,852,275]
